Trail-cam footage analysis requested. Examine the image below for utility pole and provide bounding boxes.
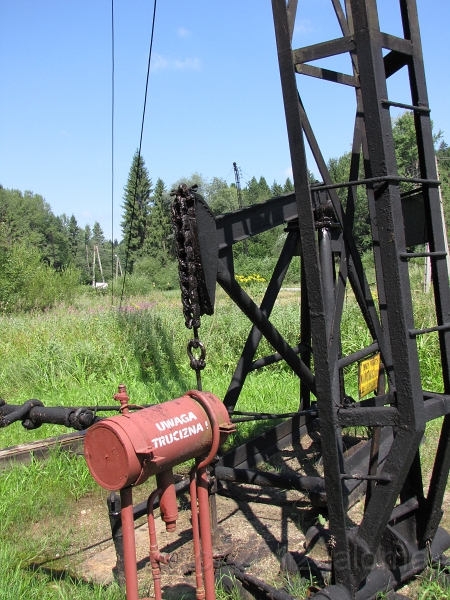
[115,254,123,280]
[233,162,248,255]
[92,245,108,289]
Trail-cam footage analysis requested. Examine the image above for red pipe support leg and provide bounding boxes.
[147,488,166,600]
[190,467,205,600]
[197,464,216,600]
[155,469,178,532]
[120,487,140,600]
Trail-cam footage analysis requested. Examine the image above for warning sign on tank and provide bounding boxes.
[358,353,380,398]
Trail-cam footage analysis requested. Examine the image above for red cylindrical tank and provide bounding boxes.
[84,391,231,491]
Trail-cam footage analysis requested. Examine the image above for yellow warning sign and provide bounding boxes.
[358,353,381,398]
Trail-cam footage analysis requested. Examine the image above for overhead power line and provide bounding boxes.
[120,0,158,307]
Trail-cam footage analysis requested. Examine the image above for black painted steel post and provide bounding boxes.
[300,258,311,410]
[208,461,219,544]
[347,0,426,566]
[399,0,450,544]
[365,364,385,511]
[271,0,352,590]
[318,224,345,472]
[107,492,126,587]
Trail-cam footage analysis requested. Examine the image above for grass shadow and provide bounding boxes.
[116,308,191,397]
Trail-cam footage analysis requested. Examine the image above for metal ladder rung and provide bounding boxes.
[310,174,440,192]
[409,323,450,338]
[400,251,447,259]
[381,98,431,113]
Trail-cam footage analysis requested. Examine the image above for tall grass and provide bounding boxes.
[0,264,449,598]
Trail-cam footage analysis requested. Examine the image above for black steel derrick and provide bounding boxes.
[167,0,450,597]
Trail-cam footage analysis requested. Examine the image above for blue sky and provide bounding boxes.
[1,1,449,241]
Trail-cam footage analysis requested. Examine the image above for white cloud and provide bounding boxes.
[177,27,191,38]
[151,53,200,71]
[294,19,315,35]
[284,166,293,179]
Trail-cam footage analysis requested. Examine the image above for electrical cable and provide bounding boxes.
[111,0,115,305]
[120,0,158,308]
[240,168,253,184]
[224,167,234,184]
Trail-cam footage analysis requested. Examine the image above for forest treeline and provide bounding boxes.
[1,112,449,311]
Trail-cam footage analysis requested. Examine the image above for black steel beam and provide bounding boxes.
[295,64,359,88]
[215,466,326,497]
[379,32,412,54]
[215,193,297,251]
[292,36,355,64]
[383,49,410,77]
[223,230,300,412]
[337,407,399,428]
[217,259,316,393]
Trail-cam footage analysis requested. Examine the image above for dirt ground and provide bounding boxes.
[31,430,449,599]
[74,433,335,598]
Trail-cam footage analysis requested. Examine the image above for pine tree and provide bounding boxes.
[244,177,260,205]
[271,180,284,197]
[121,150,153,271]
[68,214,79,261]
[283,177,294,193]
[145,178,172,263]
[92,221,106,246]
[258,176,271,201]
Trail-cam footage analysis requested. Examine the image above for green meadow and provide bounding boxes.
[0,263,449,598]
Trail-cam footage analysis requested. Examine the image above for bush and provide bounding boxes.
[0,241,82,312]
[131,256,179,291]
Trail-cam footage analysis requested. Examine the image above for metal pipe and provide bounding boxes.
[147,488,164,600]
[318,226,335,341]
[232,568,297,600]
[155,469,178,532]
[197,463,216,600]
[190,467,205,600]
[310,174,440,192]
[365,364,386,510]
[215,465,325,494]
[190,391,223,599]
[120,487,139,600]
[337,342,379,369]
[248,343,309,372]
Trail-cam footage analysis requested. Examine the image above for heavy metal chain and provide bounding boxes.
[171,184,211,390]
[187,330,206,391]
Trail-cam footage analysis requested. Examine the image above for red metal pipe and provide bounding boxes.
[155,469,178,532]
[197,463,216,599]
[147,488,170,600]
[120,487,140,600]
[85,391,231,491]
[114,383,130,414]
[186,391,221,470]
[190,467,205,600]
[84,390,235,599]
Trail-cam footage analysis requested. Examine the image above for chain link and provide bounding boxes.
[171,184,212,389]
